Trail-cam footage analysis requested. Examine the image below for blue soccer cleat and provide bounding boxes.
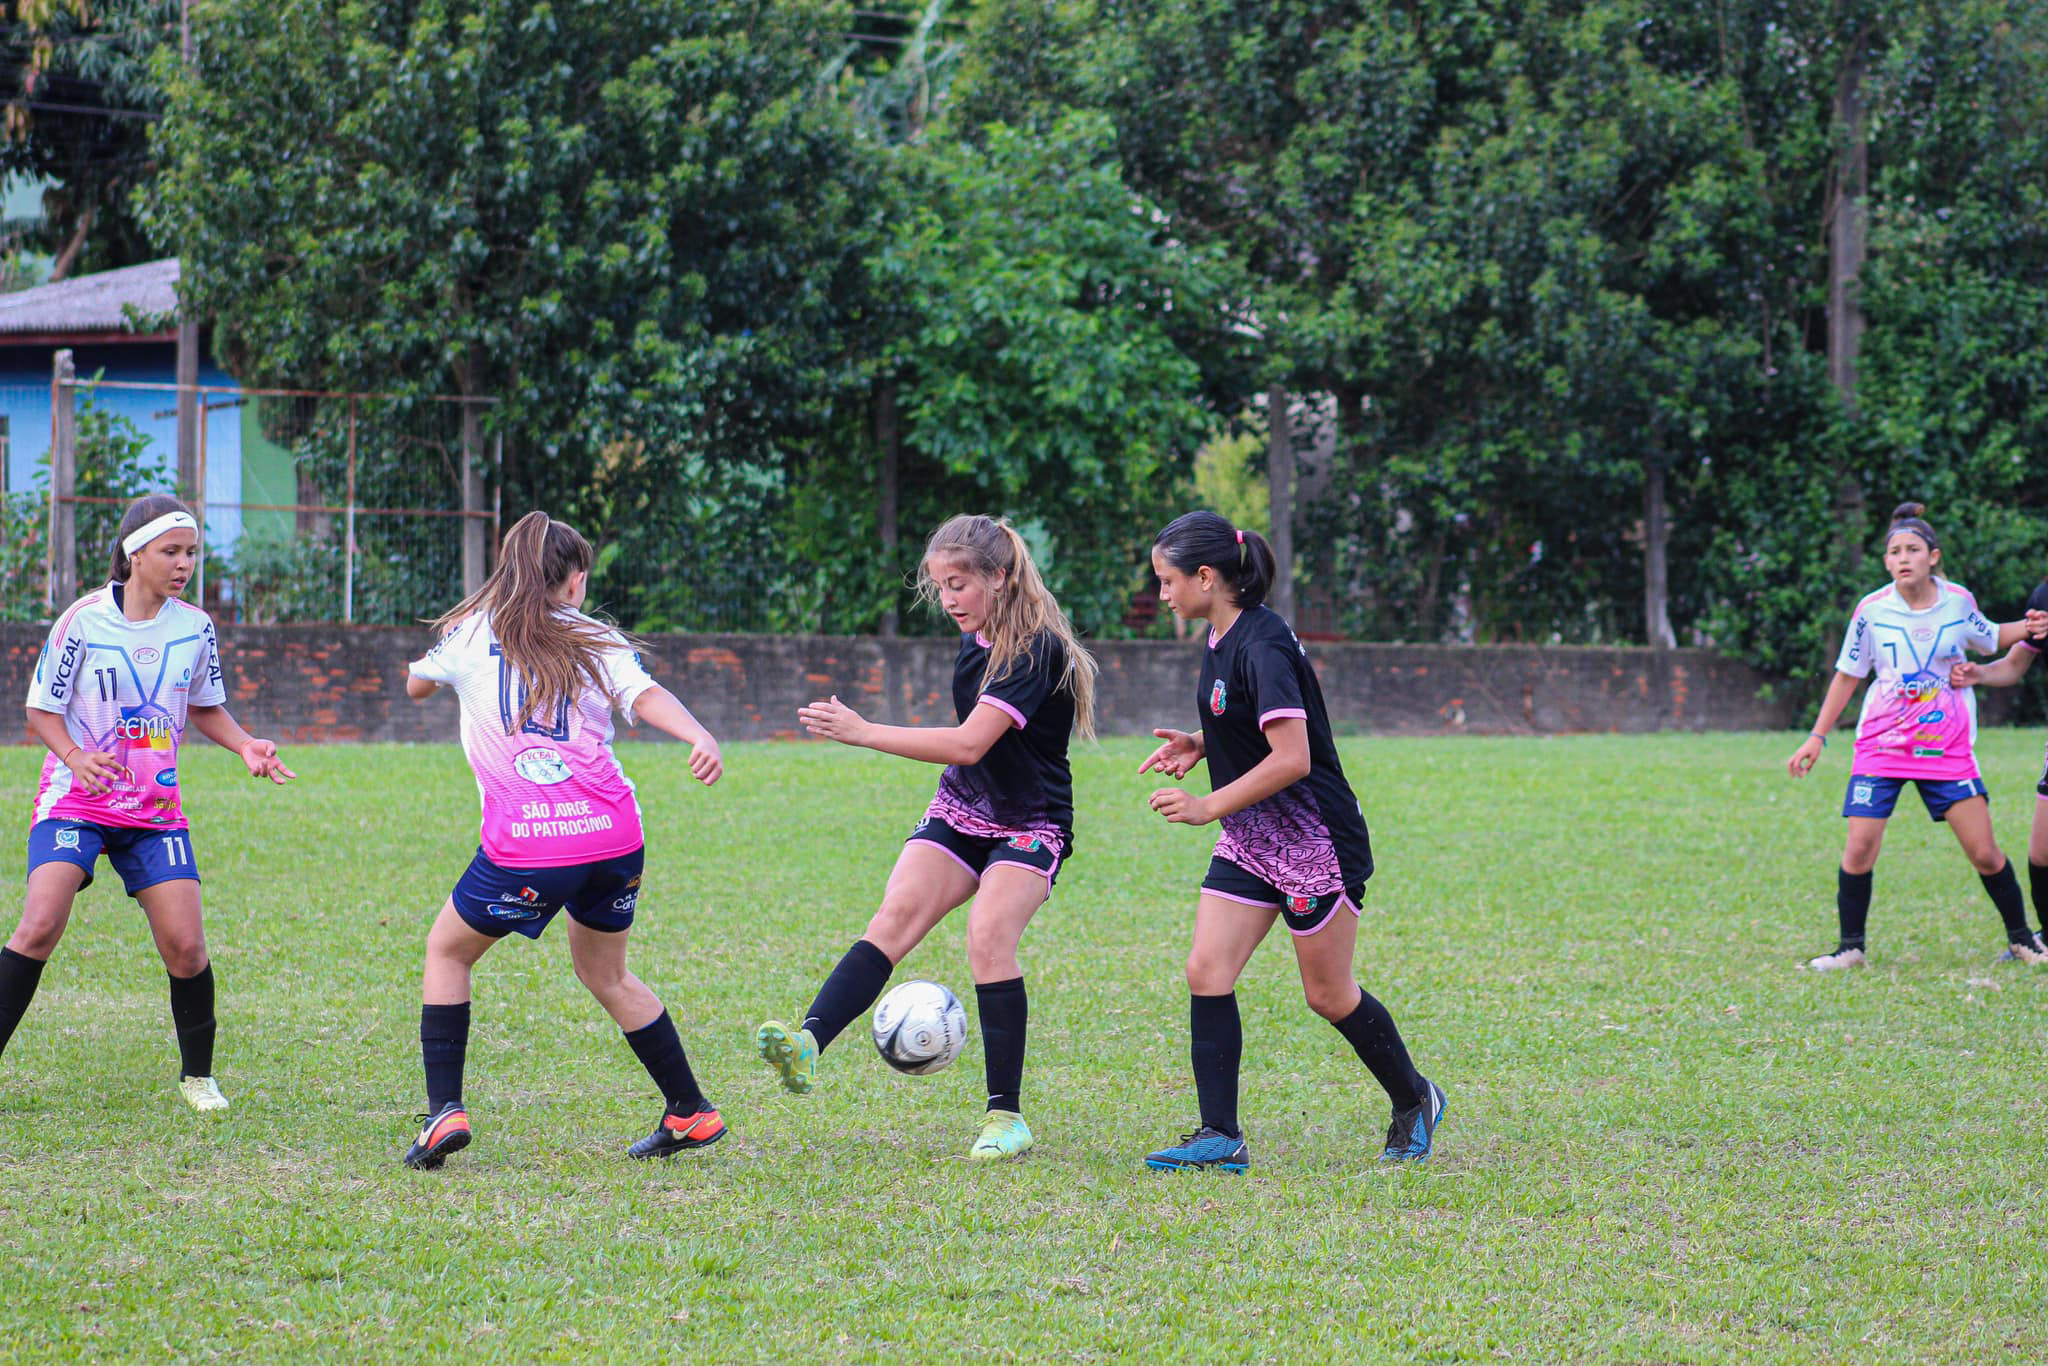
[1144,1125,1249,1173]
[1379,1077,1447,1165]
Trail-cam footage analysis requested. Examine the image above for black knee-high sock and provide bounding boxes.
[1837,868,1873,951]
[976,978,1027,1114]
[1333,988,1426,1111]
[168,964,216,1079]
[1982,859,2032,944]
[624,1009,707,1116]
[1189,992,1242,1138]
[2029,861,2048,934]
[420,1002,470,1113]
[801,939,893,1052]
[0,947,47,1060]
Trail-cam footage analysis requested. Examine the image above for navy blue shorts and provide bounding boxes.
[27,819,200,896]
[906,816,1062,891]
[1842,774,1987,823]
[1201,856,1363,937]
[451,846,645,940]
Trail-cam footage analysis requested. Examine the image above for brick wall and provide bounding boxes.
[0,622,1799,742]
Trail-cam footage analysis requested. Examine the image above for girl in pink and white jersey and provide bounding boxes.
[1788,502,2048,970]
[400,511,726,1169]
[1,494,295,1113]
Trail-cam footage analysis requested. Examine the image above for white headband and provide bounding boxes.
[121,511,197,557]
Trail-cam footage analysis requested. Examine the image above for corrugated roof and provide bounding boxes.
[0,257,179,336]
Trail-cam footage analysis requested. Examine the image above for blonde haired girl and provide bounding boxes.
[759,514,1096,1161]
[400,511,727,1168]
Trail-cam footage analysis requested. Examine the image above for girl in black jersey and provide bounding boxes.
[1951,575,2048,955]
[758,515,1098,1160]
[1139,510,1443,1171]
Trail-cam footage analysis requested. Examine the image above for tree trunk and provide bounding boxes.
[1266,383,1294,624]
[1643,450,1676,649]
[875,379,901,636]
[1828,34,1869,546]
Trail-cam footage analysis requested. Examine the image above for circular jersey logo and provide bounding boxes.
[513,747,573,786]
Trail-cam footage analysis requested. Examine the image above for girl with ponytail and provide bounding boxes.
[3,493,294,1116]
[1138,510,1443,1172]
[1788,502,2048,971]
[761,514,1097,1162]
[399,511,729,1169]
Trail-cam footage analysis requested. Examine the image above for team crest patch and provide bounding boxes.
[1006,835,1041,852]
[53,828,81,850]
[1210,680,1228,715]
[1287,894,1317,915]
[1852,782,1875,807]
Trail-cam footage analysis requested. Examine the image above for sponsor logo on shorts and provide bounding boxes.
[1210,681,1228,716]
[513,747,573,786]
[1288,894,1317,915]
[1005,835,1041,852]
[1852,782,1876,807]
[610,892,639,913]
[486,902,542,921]
[155,769,178,788]
[53,828,81,850]
[133,647,160,664]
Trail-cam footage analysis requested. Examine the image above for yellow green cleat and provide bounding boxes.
[754,1020,818,1095]
[969,1109,1033,1161]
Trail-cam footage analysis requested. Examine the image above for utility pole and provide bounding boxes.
[173,0,199,500]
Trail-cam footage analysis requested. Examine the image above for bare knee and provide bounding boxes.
[1302,978,1359,1022]
[1185,952,1240,997]
[573,954,627,996]
[862,897,926,964]
[8,911,66,961]
[157,932,209,978]
[1965,844,2008,877]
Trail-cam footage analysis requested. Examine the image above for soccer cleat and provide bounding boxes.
[754,1020,818,1095]
[628,1105,728,1159]
[178,1075,229,1112]
[1995,933,2048,965]
[968,1109,1033,1162]
[1802,946,1867,972]
[1144,1125,1250,1173]
[403,1101,472,1170]
[1380,1077,1447,1165]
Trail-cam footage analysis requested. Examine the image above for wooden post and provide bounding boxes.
[195,399,209,607]
[49,349,76,610]
[876,380,900,636]
[1267,383,1295,624]
[1643,449,1674,649]
[175,6,199,501]
[343,396,357,624]
[460,399,486,596]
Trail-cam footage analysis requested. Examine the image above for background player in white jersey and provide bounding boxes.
[758,514,1097,1162]
[400,511,727,1169]
[1788,502,2048,970]
[0,494,294,1112]
[1947,571,2048,950]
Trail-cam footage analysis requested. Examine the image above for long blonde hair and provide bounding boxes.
[918,514,1098,741]
[432,511,630,733]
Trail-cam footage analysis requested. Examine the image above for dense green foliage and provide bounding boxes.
[116,0,2048,684]
[8,734,2048,1357]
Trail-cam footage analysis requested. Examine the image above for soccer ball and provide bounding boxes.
[871,979,968,1075]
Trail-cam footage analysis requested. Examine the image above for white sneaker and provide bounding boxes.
[1995,934,2048,965]
[179,1075,230,1112]
[1802,947,1867,972]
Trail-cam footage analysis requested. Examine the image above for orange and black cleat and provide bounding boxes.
[403,1101,472,1170]
[628,1104,727,1159]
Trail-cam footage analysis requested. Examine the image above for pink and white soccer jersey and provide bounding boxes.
[1835,580,1999,780]
[25,583,227,830]
[411,613,659,868]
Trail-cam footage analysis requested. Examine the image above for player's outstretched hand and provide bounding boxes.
[1951,660,1981,688]
[66,748,128,796]
[799,695,870,747]
[2028,608,2048,640]
[240,738,296,784]
[1149,786,1213,826]
[688,737,723,786]
[1787,735,1823,778]
[1139,728,1202,779]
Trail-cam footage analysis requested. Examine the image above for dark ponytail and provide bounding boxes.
[1152,510,1276,609]
[1885,500,1939,551]
[109,493,195,583]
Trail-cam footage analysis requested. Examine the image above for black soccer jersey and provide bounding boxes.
[927,629,1076,853]
[1197,605,1372,897]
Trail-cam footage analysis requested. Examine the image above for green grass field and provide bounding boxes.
[4,731,2048,1362]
